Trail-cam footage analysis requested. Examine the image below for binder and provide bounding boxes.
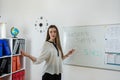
[0,58,2,76]
[16,72,20,80]
[7,57,11,73]
[0,58,2,65]
[12,72,21,80]
[22,70,25,80]
[16,56,21,70]
[2,39,11,56]
[0,58,7,76]
[20,70,25,80]
[19,39,25,52]
[0,40,3,57]
[4,58,11,74]
[12,73,17,80]
[12,56,17,72]
[13,40,20,55]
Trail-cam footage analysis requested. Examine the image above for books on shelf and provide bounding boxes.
[0,38,25,80]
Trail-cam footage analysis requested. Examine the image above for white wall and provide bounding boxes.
[0,0,120,80]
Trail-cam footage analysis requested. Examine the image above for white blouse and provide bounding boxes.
[33,41,63,75]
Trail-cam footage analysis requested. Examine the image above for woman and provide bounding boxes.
[21,25,75,80]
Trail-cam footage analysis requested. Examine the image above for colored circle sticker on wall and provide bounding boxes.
[34,16,48,33]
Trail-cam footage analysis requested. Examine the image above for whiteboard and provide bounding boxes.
[62,24,120,71]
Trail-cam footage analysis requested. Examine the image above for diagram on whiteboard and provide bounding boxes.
[105,24,120,66]
[105,25,120,52]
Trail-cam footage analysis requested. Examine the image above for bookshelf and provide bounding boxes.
[0,38,25,80]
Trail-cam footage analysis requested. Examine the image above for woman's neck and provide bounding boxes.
[48,39,55,43]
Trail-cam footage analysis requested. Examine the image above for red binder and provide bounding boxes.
[12,56,17,72]
[0,78,2,80]
[16,72,20,80]
[12,72,20,80]
[16,56,21,70]
[20,70,25,80]
[12,73,17,80]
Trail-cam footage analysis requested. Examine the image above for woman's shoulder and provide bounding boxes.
[43,41,52,47]
[44,41,51,44]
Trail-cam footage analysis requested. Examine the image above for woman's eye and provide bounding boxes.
[50,31,52,33]
[54,31,56,33]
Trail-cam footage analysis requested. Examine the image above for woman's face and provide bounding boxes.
[49,28,57,41]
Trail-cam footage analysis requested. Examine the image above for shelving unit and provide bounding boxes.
[0,38,25,80]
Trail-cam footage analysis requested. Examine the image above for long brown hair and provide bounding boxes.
[46,25,64,58]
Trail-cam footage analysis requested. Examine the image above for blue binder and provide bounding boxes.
[0,40,3,57]
[2,39,11,56]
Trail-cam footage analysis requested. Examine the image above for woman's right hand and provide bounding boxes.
[20,50,36,62]
[20,50,29,57]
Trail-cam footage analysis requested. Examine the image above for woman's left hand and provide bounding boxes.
[68,49,75,55]
[63,49,75,60]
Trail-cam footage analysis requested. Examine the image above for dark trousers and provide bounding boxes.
[42,73,61,80]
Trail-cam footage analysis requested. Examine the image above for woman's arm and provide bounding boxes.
[20,50,36,62]
[62,49,75,60]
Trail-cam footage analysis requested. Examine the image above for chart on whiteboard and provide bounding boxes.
[105,25,120,53]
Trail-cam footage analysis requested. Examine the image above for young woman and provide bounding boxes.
[21,25,75,80]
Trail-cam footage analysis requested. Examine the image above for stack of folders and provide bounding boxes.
[13,39,25,55]
[13,39,20,55]
[12,70,25,80]
[12,56,21,72]
[0,39,11,57]
[0,57,11,76]
[19,39,25,52]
